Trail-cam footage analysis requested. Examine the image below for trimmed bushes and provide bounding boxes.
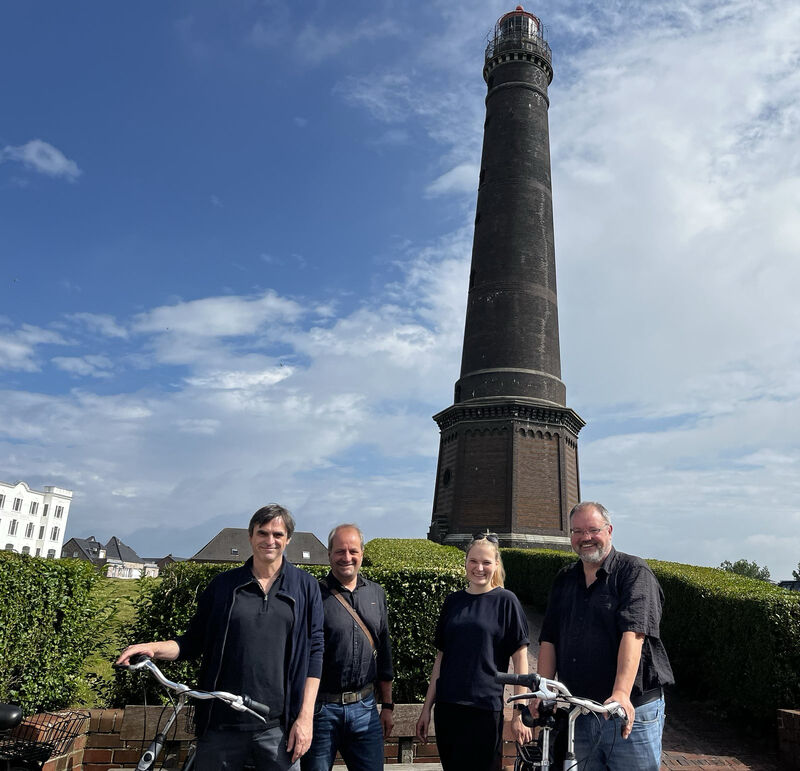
[502,547,575,607]
[0,552,115,713]
[362,566,462,701]
[364,538,464,570]
[653,560,800,719]
[502,547,800,724]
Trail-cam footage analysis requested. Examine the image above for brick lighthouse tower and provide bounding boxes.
[428,7,584,550]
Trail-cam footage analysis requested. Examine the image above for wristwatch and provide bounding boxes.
[381,703,395,710]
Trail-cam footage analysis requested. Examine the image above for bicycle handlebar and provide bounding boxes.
[495,672,541,689]
[495,672,628,723]
[114,655,271,720]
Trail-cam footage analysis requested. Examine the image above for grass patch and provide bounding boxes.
[74,577,143,707]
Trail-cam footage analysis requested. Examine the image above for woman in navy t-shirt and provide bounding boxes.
[415,534,532,770]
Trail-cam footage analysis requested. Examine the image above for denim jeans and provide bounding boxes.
[301,695,384,771]
[195,724,299,771]
[569,696,665,771]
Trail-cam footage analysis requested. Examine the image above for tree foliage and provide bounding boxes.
[719,558,771,581]
[0,552,116,713]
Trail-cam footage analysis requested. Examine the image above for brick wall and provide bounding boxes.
[32,705,445,770]
[778,709,800,770]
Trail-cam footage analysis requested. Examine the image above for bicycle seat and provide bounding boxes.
[0,703,23,731]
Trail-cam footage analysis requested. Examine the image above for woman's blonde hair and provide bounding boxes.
[465,534,505,588]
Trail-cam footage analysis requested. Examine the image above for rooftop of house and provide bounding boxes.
[190,527,328,566]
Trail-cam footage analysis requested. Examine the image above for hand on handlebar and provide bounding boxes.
[116,640,179,666]
[115,643,157,666]
[605,691,633,739]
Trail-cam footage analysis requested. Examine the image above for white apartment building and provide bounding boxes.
[0,480,72,558]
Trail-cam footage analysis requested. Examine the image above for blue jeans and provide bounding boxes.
[570,696,665,771]
[301,695,384,771]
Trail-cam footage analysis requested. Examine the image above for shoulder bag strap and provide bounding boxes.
[328,586,377,655]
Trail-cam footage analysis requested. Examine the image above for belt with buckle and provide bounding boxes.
[317,684,373,705]
[631,687,663,708]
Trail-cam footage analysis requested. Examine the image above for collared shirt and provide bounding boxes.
[212,562,292,730]
[318,572,393,694]
[539,547,674,703]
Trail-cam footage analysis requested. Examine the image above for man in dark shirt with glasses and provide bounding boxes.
[539,501,674,770]
[302,524,394,771]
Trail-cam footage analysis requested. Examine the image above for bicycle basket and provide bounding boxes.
[0,709,89,764]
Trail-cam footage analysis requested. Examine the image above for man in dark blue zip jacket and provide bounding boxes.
[118,504,324,770]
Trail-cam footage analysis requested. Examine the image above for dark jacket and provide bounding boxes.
[175,557,324,733]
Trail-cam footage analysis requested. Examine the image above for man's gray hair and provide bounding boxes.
[568,501,612,525]
[327,523,365,551]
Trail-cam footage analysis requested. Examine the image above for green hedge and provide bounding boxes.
[113,547,464,706]
[364,538,464,569]
[502,547,576,607]
[653,560,800,720]
[0,552,115,713]
[501,548,800,724]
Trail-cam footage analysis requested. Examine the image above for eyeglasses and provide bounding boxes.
[569,526,608,537]
[472,531,499,544]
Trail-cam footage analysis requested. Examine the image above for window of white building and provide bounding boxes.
[0,494,5,508]
[25,522,34,538]
[43,504,49,516]
[47,549,56,559]
[51,526,60,541]
[29,501,38,515]
[5,543,14,551]
[55,506,64,518]
[13,498,22,512]
[39,525,45,539]
[8,520,18,536]
[22,546,30,555]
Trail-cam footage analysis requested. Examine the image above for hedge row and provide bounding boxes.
[0,552,115,713]
[653,560,800,720]
[502,548,800,723]
[114,542,465,706]
[364,538,464,569]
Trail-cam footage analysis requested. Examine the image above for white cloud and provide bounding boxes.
[68,313,129,339]
[52,355,114,378]
[1,139,81,180]
[425,163,479,197]
[133,291,304,338]
[0,324,68,372]
[294,17,402,63]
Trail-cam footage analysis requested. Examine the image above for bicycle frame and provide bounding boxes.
[117,655,270,771]
[498,672,627,770]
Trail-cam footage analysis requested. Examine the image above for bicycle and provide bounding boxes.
[0,702,88,771]
[495,672,628,770]
[113,653,271,770]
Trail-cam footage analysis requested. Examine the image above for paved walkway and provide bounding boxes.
[522,606,778,770]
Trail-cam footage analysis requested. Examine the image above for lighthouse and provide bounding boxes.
[428,7,584,550]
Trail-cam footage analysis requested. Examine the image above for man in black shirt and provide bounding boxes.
[302,524,394,771]
[118,505,324,770]
[539,502,674,771]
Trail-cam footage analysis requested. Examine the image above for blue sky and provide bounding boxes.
[2,0,800,580]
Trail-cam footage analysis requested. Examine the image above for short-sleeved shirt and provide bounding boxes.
[539,548,674,703]
[435,587,529,711]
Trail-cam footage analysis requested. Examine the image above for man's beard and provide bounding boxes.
[574,542,608,564]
